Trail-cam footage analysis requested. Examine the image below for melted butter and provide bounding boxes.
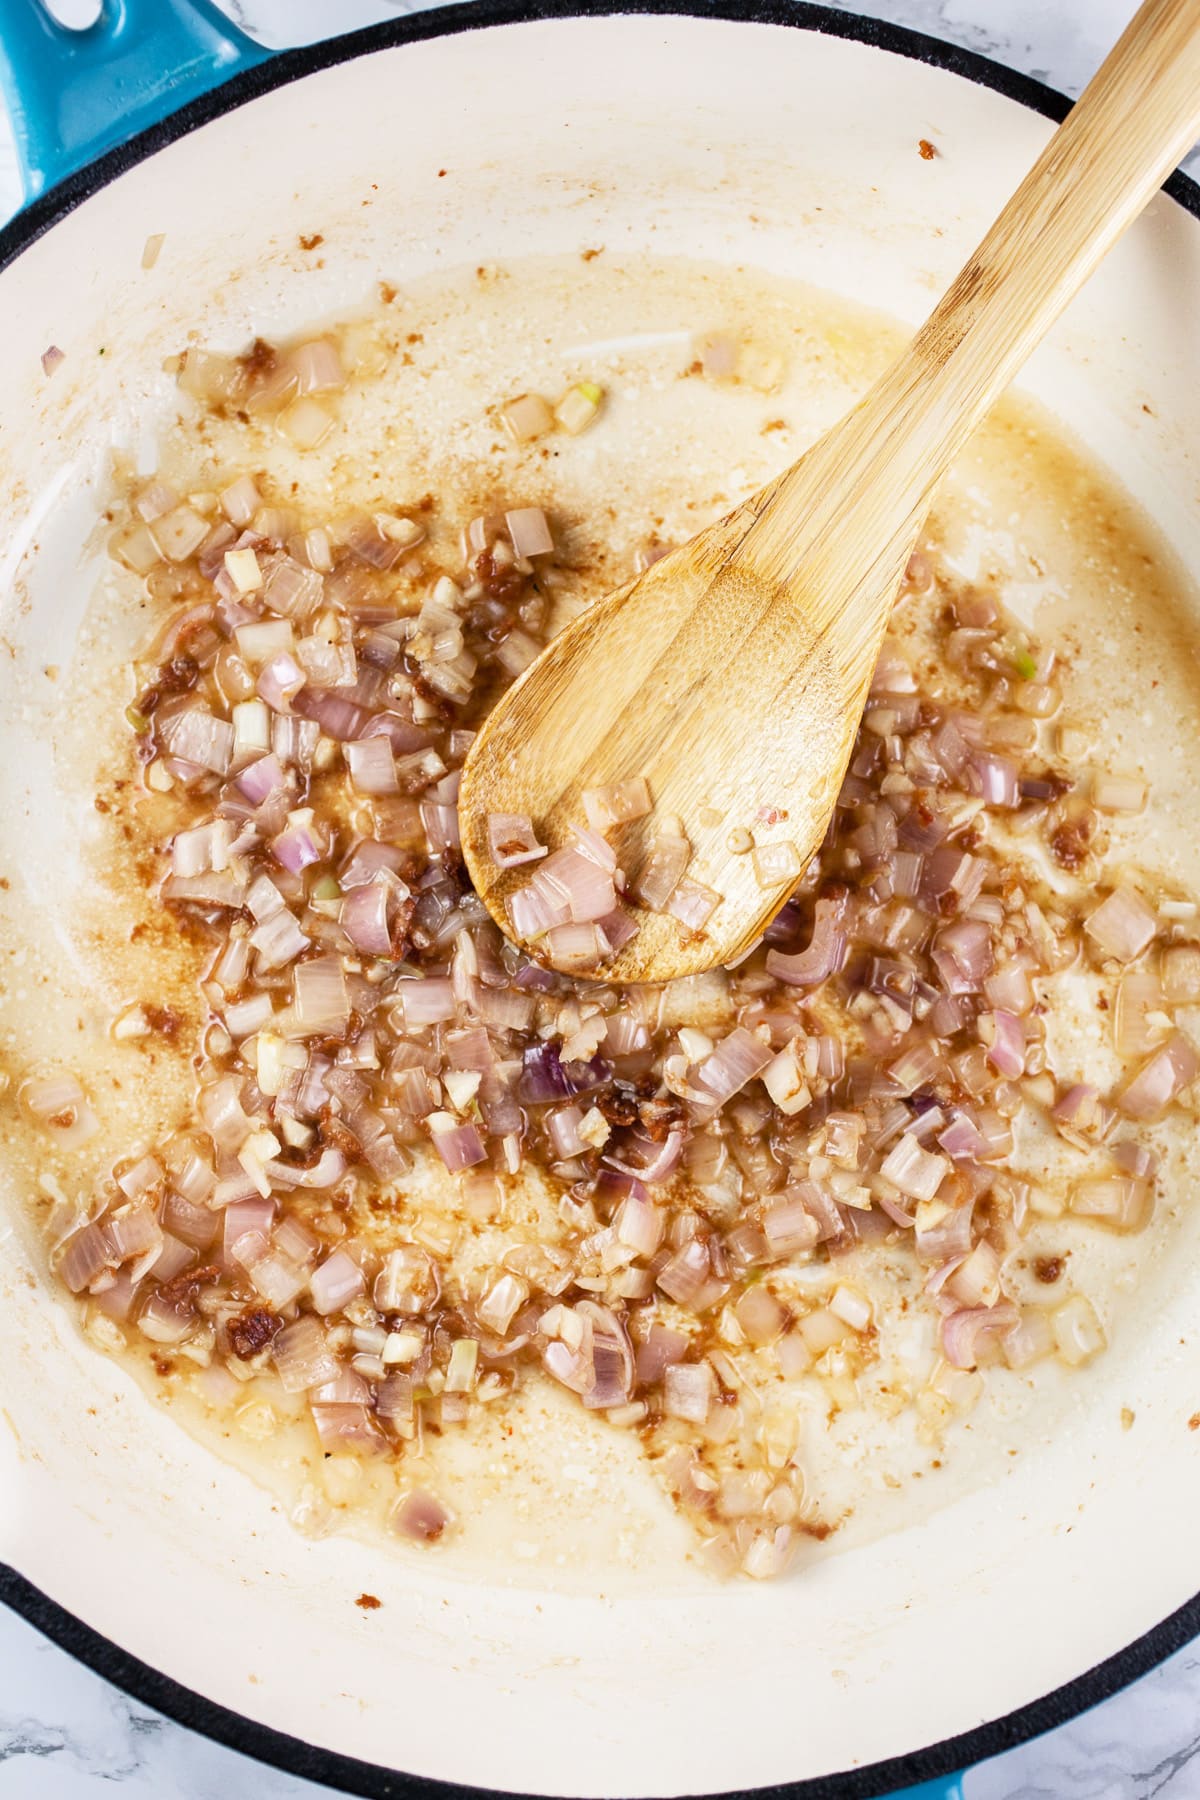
[1,252,1199,1587]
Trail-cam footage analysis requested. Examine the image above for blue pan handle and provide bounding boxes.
[0,0,271,205]
[897,1777,965,1799]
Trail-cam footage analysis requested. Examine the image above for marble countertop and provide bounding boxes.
[1,0,1197,1794]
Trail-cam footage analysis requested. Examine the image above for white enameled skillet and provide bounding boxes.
[1,5,1199,1796]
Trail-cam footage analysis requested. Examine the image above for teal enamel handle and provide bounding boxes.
[899,1777,965,1799]
[0,0,271,205]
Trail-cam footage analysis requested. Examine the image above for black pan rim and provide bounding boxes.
[3,0,1199,274]
[5,1558,1200,1799]
[1,3,1198,1795]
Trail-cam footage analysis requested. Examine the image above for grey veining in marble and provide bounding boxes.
[1,1,1198,1795]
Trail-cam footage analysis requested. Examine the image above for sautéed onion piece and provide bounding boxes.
[38,322,1200,1583]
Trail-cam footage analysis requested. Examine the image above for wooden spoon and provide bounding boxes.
[460,0,1200,982]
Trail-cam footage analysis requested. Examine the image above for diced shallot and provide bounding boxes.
[1118,1032,1199,1120]
[505,508,554,558]
[941,1302,1020,1369]
[879,1133,950,1203]
[310,1249,366,1315]
[293,957,350,1032]
[582,779,651,831]
[428,1115,487,1171]
[271,1316,340,1392]
[766,894,849,987]
[694,1028,772,1105]
[487,813,546,868]
[391,1489,452,1541]
[664,1361,714,1423]
[347,737,398,795]
[1085,887,1157,963]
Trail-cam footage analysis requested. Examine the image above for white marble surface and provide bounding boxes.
[1,0,1199,1794]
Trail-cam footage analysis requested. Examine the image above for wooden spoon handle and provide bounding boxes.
[746,0,1200,604]
[887,0,1200,464]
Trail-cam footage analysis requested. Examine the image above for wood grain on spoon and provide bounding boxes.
[461,0,1200,983]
